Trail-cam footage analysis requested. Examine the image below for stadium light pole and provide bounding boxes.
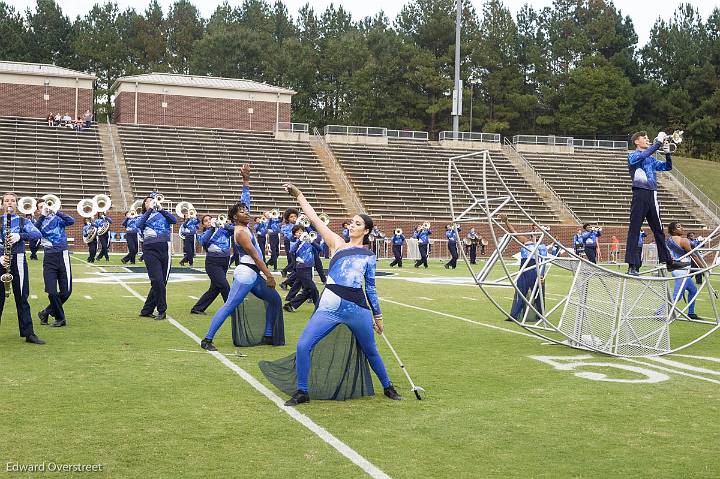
[452,0,461,136]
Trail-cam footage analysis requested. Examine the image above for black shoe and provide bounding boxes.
[444,264,450,269]
[200,338,217,351]
[281,270,287,278]
[121,258,128,264]
[383,384,404,401]
[284,389,310,406]
[51,320,66,327]
[139,312,155,318]
[306,298,314,304]
[666,261,687,272]
[155,312,166,320]
[283,303,295,313]
[179,260,186,267]
[190,309,206,315]
[261,335,274,345]
[627,267,640,276]
[25,334,45,345]
[38,309,50,325]
[688,313,700,320]
[280,282,288,290]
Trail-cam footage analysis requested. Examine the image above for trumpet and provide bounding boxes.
[308,231,318,242]
[76,198,97,218]
[175,201,196,218]
[299,231,315,243]
[422,222,431,230]
[150,193,164,210]
[18,197,37,215]
[663,129,684,153]
[394,228,403,235]
[42,194,61,213]
[93,194,112,214]
[318,213,330,226]
[297,214,311,228]
[269,209,280,219]
[127,199,143,218]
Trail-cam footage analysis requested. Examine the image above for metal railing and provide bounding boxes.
[387,129,429,140]
[312,127,365,214]
[324,125,387,137]
[512,135,573,146]
[503,137,582,224]
[105,117,128,210]
[573,139,628,149]
[666,166,720,225]
[275,122,309,133]
[439,131,500,142]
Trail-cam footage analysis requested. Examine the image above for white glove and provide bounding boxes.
[655,131,667,144]
[0,255,6,267]
[8,233,20,245]
[41,206,50,217]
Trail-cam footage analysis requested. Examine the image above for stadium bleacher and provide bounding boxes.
[521,149,706,228]
[0,116,109,205]
[117,124,348,217]
[329,139,559,224]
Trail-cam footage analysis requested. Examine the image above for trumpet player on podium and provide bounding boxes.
[1,192,44,344]
[34,195,75,328]
[625,130,686,276]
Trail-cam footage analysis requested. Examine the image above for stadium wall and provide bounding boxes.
[0,82,93,119]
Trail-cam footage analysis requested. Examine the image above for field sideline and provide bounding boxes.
[1,253,719,478]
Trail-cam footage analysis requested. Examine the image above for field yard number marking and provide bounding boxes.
[529,355,669,383]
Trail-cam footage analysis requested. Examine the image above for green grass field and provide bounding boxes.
[1,253,720,478]
[674,157,720,205]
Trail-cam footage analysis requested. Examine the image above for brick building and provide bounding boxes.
[111,73,295,131]
[0,61,95,119]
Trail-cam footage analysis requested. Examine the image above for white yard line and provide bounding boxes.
[70,255,390,479]
[30,294,37,299]
[188,295,199,300]
[84,295,92,300]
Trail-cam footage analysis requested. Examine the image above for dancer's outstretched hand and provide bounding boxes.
[283,183,301,199]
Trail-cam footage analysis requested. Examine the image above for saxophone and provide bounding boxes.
[1,207,13,298]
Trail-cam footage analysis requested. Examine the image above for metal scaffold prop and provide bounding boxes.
[448,150,720,357]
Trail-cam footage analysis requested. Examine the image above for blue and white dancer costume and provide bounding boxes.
[279,182,402,406]
[625,131,678,274]
[266,215,281,271]
[34,208,74,326]
[414,227,431,268]
[444,226,460,269]
[389,231,405,267]
[580,226,601,264]
[201,170,282,350]
[121,214,140,264]
[0,203,44,343]
[137,194,176,319]
[179,216,200,266]
[94,214,112,261]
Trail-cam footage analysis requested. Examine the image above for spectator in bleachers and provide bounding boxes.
[73,116,84,131]
[83,110,93,128]
[46,114,54,126]
[61,113,72,128]
[53,113,61,126]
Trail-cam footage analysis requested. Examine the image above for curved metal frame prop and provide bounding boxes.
[448,150,720,357]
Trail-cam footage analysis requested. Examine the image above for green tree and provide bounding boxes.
[0,2,27,61]
[25,0,73,65]
[167,0,204,74]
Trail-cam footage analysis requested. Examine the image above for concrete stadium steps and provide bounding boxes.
[521,149,705,228]
[117,124,348,217]
[0,116,109,205]
[329,142,559,224]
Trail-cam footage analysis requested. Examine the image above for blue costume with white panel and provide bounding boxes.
[267,217,281,270]
[205,225,282,340]
[137,200,177,316]
[295,246,391,393]
[288,238,320,309]
[255,219,268,262]
[180,217,199,266]
[35,211,75,323]
[414,229,431,268]
[445,227,460,269]
[625,140,673,268]
[581,229,601,264]
[94,214,112,261]
[510,241,547,320]
[122,216,140,264]
[667,237,697,316]
[389,233,405,267]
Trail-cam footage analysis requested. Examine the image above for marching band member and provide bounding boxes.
[573,228,584,256]
[499,214,547,321]
[192,166,251,314]
[283,225,320,312]
[83,217,98,262]
[465,228,478,264]
[414,224,431,268]
[444,224,460,269]
[28,207,41,260]
[636,229,648,269]
[34,199,75,327]
[137,192,176,320]
[201,166,281,351]
[280,183,401,406]
[280,208,299,279]
[310,224,327,283]
[94,213,112,261]
[230,237,241,267]
[388,228,405,267]
[254,215,268,262]
[369,225,385,256]
[580,223,601,264]
[179,215,200,267]
[666,222,705,320]
[121,212,140,264]
[479,236,488,256]
[0,192,45,344]
[341,221,350,243]
[266,211,281,271]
